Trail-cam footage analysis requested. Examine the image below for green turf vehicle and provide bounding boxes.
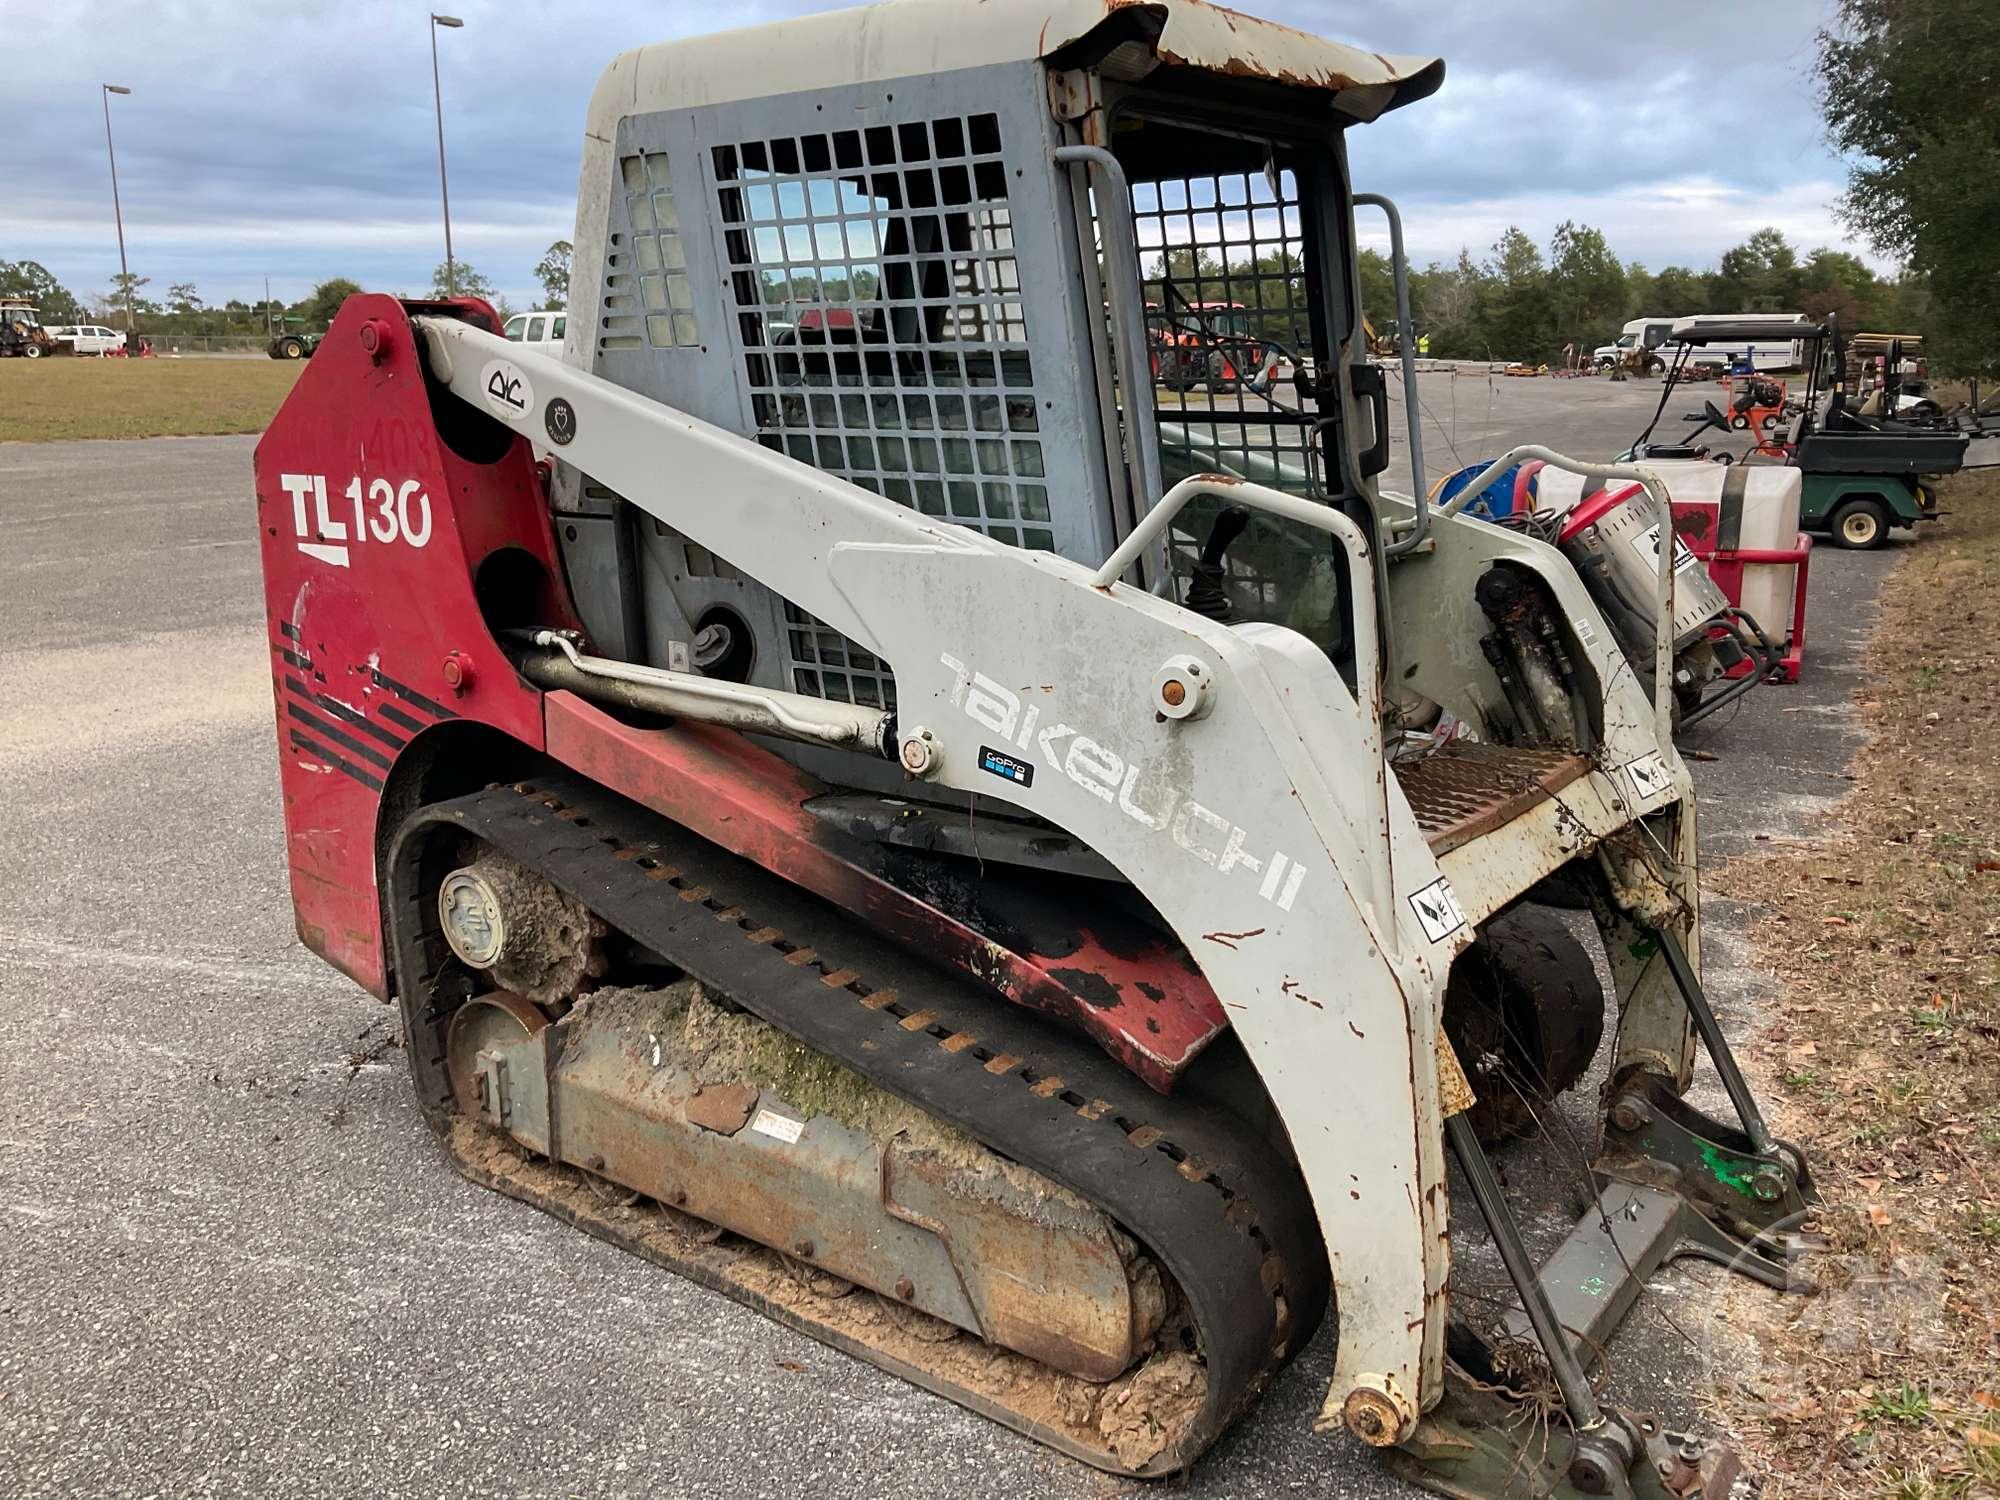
[1633,317,1970,549]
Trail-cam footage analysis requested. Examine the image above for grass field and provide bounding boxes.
[0,357,303,442]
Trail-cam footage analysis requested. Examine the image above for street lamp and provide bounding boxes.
[101,84,134,337]
[430,14,464,297]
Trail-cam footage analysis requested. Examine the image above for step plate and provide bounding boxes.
[1393,743,1591,855]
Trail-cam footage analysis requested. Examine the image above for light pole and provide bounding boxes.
[430,14,464,297]
[101,84,134,337]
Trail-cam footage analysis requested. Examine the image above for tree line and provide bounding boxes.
[1816,0,1997,378]
[1355,222,1929,366]
[0,240,574,339]
[1139,222,1926,369]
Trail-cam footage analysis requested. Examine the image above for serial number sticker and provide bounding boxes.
[749,1108,804,1145]
[1623,750,1675,805]
[1407,876,1468,945]
[977,744,1035,788]
[1573,617,1599,648]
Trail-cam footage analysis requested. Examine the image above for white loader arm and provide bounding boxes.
[420,316,1476,1437]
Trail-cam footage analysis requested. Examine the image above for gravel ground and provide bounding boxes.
[0,385,1906,1498]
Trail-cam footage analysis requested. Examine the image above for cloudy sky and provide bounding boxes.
[0,0,1867,312]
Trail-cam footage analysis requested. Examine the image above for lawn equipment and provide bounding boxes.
[1721,374,1787,435]
[254,4,1814,1494]
[1635,316,1972,549]
[0,298,54,359]
[1146,299,1280,394]
[267,318,321,360]
[1432,458,1794,717]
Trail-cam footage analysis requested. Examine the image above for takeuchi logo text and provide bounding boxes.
[940,652,1309,911]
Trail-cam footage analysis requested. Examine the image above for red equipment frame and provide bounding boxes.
[1669,502,1812,683]
[254,295,1224,1093]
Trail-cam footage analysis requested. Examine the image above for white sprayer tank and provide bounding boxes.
[1535,461,1802,644]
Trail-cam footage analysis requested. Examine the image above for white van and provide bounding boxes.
[1595,314,1803,373]
[1670,313,1807,373]
[503,309,567,356]
[1593,317,1679,372]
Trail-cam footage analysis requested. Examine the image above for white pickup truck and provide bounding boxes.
[503,309,567,356]
[48,324,129,356]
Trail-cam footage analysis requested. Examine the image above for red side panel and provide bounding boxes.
[545,695,1229,1091]
[253,296,1225,1091]
[252,295,570,995]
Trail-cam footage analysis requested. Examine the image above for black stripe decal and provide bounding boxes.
[284,677,409,751]
[284,702,394,771]
[287,729,385,792]
[376,701,429,735]
[277,620,303,642]
[370,667,457,721]
[1719,465,1748,551]
[279,647,312,672]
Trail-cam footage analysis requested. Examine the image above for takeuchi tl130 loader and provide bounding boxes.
[253,4,1816,1494]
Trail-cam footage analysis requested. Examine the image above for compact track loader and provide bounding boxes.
[253,3,1813,1493]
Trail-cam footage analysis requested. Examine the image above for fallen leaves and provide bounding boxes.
[1706,471,2000,1499]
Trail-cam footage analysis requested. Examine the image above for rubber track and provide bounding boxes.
[384,774,1329,1475]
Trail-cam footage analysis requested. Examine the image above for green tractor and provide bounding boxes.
[266,317,322,361]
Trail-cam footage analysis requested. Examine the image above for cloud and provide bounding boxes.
[0,0,1869,310]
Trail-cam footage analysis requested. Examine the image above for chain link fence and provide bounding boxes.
[148,333,279,356]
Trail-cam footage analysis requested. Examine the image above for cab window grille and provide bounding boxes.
[1129,166,1315,493]
[1103,146,1343,647]
[712,113,1052,705]
[620,150,700,348]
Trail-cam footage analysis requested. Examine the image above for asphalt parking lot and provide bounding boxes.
[0,379,1902,1498]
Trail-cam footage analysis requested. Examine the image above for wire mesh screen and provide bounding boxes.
[1120,161,1342,646]
[621,150,701,349]
[599,149,702,353]
[1131,167,1319,495]
[711,117,1065,707]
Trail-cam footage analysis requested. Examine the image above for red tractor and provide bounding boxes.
[1146,301,1261,393]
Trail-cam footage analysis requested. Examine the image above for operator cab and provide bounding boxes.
[557,0,1440,776]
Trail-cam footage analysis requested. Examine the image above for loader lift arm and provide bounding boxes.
[415,309,1460,1432]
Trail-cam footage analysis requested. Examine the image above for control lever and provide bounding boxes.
[1183,506,1251,621]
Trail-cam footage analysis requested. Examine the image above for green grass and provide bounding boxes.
[1862,1384,1936,1428]
[0,356,302,442]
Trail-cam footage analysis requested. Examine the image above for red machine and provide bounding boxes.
[1669,497,1812,684]
[248,5,1820,1486]
[1718,375,1791,459]
[1145,300,1265,392]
